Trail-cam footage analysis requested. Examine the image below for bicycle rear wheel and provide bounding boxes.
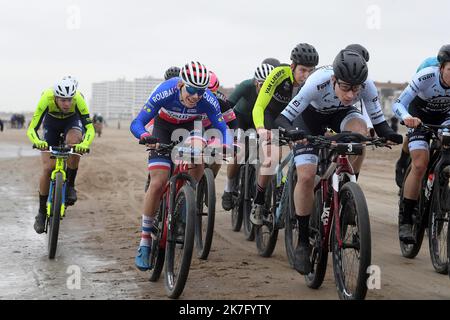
[332,182,371,300]
[243,164,256,241]
[285,165,298,267]
[48,172,63,259]
[255,178,278,257]
[305,188,328,289]
[399,165,426,258]
[149,198,167,282]
[231,165,245,232]
[164,184,196,299]
[195,168,216,260]
[428,177,449,274]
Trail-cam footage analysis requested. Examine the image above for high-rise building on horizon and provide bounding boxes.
[90,76,162,119]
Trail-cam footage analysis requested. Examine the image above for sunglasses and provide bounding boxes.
[185,85,205,96]
[336,80,362,93]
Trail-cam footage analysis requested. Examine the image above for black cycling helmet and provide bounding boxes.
[164,66,181,80]
[261,57,281,68]
[290,43,319,67]
[333,49,368,85]
[438,44,450,64]
[345,44,370,62]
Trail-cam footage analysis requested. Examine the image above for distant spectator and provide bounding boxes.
[0,119,4,132]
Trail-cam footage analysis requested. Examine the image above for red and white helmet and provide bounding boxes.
[208,71,220,93]
[180,61,210,89]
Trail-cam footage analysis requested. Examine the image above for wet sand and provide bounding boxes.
[1,128,449,300]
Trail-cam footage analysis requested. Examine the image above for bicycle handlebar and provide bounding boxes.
[278,127,388,149]
[32,145,89,156]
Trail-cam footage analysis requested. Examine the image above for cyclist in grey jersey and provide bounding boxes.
[391,44,450,242]
[395,45,450,188]
[276,50,401,275]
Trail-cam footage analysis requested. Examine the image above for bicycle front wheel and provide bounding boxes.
[231,165,245,232]
[285,165,298,268]
[195,168,216,260]
[243,164,256,241]
[164,184,196,299]
[332,182,371,300]
[255,177,278,257]
[48,172,63,259]
[305,188,328,289]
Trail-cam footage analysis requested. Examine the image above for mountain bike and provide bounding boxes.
[398,123,450,274]
[142,140,197,299]
[295,131,388,300]
[34,138,87,259]
[254,130,295,258]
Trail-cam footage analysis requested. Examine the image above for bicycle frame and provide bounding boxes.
[274,151,293,226]
[157,162,200,250]
[46,149,70,220]
[315,151,357,250]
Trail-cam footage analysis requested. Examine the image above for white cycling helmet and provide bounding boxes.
[54,78,77,98]
[254,63,275,82]
[62,75,79,89]
[180,61,210,89]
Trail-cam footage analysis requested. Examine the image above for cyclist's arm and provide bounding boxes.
[392,68,434,121]
[360,101,373,129]
[252,67,290,129]
[280,75,316,123]
[227,79,250,108]
[361,80,386,126]
[202,94,231,145]
[75,92,95,146]
[27,93,49,145]
[130,83,169,139]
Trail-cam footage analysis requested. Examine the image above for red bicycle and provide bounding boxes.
[141,140,197,299]
[291,131,388,300]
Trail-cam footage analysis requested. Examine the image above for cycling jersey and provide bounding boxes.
[417,57,439,72]
[253,65,300,129]
[27,88,94,146]
[392,66,450,120]
[281,66,386,126]
[202,90,237,129]
[229,79,258,117]
[130,78,230,144]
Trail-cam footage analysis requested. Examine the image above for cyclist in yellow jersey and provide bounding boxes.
[27,77,95,234]
[250,43,319,225]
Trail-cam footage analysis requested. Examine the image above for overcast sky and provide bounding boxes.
[0,0,448,112]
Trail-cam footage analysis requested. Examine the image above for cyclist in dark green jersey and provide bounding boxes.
[221,63,275,210]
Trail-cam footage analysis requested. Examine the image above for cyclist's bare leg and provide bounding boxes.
[209,163,221,177]
[188,164,204,183]
[343,118,368,174]
[257,140,279,188]
[226,163,240,182]
[295,164,317,217]
[144,169,170,218]
[403,149,429,200]
[402,136,410,154]
[39,152,55,195]
[66,129,83,169]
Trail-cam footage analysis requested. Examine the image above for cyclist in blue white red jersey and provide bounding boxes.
[130,61,229,271]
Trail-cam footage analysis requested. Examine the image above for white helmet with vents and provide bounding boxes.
[254,63,274,82]
[54,78,77,98]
